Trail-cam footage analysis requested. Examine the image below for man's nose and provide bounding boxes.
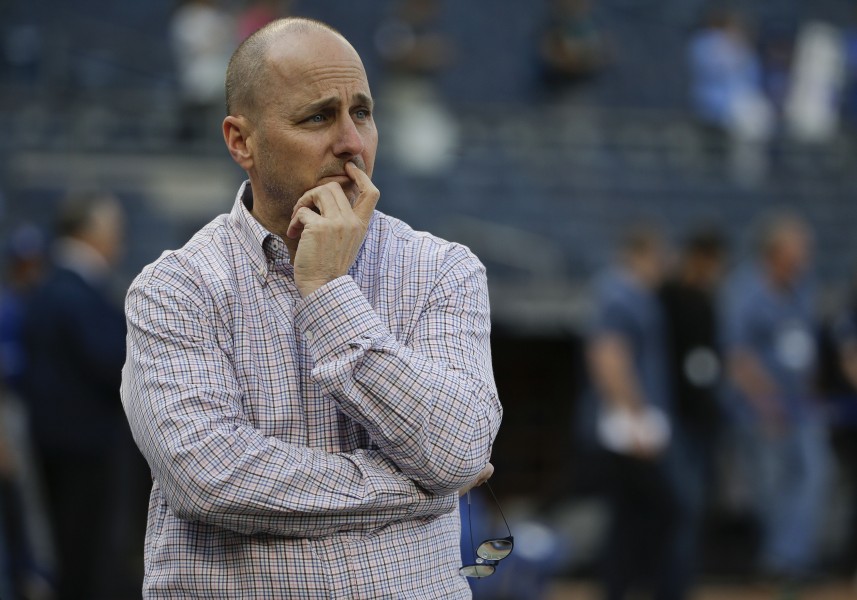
[332,115,365,158]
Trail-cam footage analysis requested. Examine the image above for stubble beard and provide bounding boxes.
[255,130,368,214]
[256,142,302,217]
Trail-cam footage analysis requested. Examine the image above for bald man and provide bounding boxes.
[121,17,501,598]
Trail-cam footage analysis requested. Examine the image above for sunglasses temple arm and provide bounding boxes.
[466,490,478,563]
[484,481,512,536]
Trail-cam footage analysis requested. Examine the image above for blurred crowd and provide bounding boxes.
[571,212,857,599]
[687,5,857,183]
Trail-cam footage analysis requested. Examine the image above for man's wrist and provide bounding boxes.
[296,278,330,298]
[295,276,386,360]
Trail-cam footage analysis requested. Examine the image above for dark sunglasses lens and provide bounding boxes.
[459,564,496,578]
[477,538,513,561]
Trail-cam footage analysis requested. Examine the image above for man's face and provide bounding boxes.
[769,225,811,286]
[779,230,811,282]
[249,31,378,213]
[87,200,125,266]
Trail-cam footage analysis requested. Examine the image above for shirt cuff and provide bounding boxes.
[294,276,387,361]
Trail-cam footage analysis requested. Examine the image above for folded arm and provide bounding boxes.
[297,248,502,495]
[121,267,454,538]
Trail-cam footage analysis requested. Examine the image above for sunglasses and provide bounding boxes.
[459,481,514,578]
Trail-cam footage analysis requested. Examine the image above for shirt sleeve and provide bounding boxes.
[721,282,760,353]
[593,294,635,339]
[121,262,454,538]
[294,246,502,495]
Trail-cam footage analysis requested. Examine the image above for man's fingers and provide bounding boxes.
[290,165,377,224]
[346,162,380,222]
[287,206,324,239]
[477,462,494,485]
[458,463,495,496]
[291,183,349,220]
[286,173,369,239]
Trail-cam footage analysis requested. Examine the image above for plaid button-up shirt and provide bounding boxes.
[121,182,502,598]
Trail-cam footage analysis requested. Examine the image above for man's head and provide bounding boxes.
[4,224,45,289]
[757,212,812,288]
[225,18,345,120]
[56,192,125,265]
[223,18,378,225]
[679,226,727,290]
[618,222,669,289]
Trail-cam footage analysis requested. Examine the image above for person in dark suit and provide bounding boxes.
[19,192,143,599]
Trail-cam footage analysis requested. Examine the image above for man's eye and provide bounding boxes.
[354,109,370,120]
[309,114,326,123]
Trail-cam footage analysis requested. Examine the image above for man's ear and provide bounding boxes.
[223,115,254,171]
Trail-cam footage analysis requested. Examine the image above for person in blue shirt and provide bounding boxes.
[687,8,775,183]
[0,224,51,598]
[583,223,694,600]
[722,212,832,583]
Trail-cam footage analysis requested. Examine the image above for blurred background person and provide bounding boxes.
[537,0,613,102]
[374,0,456,88]
[0,377,45,600]
[841,6,857,128]
[236,0,291,42]
[658,225,728,596]
[721,212,832,589]
[0,224,54,599]
[782,20,845,145]
[757,20,795,121]
[833,265,857,401]
[827,263,857,576]
[18,193,146,600]
[373,0,459,175]
[0,225,45,395]
[687,7,776,184]
[169,0,235,144]
[0,415,17,600]
[582,223,694,600]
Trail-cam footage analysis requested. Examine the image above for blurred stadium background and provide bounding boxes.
[2,0,857,598]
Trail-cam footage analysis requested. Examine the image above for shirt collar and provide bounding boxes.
[228,179,376,286]
[228,180,291,285]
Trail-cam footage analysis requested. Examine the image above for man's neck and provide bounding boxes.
[53,237,110,284]
[246,192,300,263]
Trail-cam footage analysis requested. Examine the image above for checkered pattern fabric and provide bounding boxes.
[121,182,502,598]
